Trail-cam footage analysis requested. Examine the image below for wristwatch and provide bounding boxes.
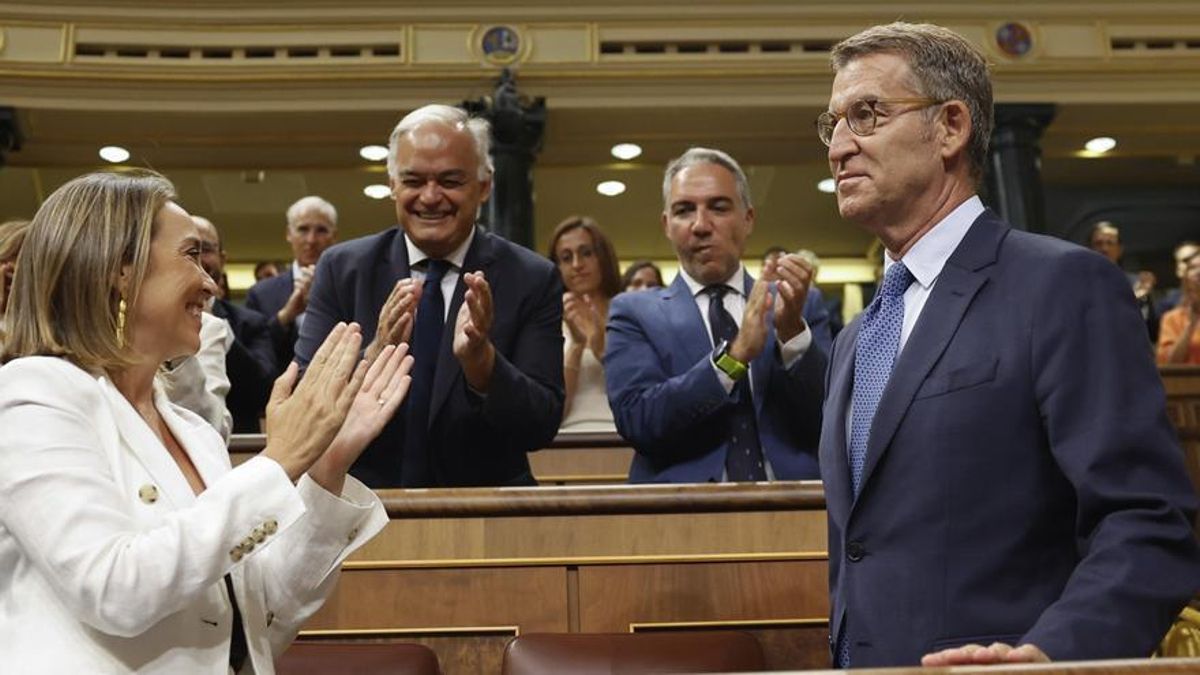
[712,339,749,381]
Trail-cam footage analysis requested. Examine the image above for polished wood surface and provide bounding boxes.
[839,658,1200,674]
[1160,367,1200,504]
[299,481,828,674]
[229,431,636,485]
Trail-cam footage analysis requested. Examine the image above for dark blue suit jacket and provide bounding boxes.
[245,268,296,374]
[820,209,1200,666]
[605,272,830,483]
[210,298,276,433]
[295,227,565,487]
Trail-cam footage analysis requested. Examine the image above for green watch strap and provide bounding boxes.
[715,350,749,381]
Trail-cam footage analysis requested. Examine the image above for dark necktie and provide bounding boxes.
[224,573,248,672]
[704,285,767,482]
[402,259,450,487]
[837,261,914,669]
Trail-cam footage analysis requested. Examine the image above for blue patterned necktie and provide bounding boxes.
[837,260,913,669]
[402,259,450,487]
[704,285,767,482]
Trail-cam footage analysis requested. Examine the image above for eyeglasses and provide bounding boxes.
[815,98,943,146]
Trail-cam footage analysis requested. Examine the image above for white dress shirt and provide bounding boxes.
[404,228,476,321]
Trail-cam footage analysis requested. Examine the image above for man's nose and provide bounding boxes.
[690,209,713,234]
[419,180,442,203]
[827,118,857,165]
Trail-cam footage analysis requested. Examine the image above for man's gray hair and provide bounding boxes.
[286,196,338,230]
[387,104,493,181]
[830,22,994,184]
[662,147,753,211]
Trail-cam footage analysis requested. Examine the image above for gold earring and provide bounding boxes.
[117,298,127,347]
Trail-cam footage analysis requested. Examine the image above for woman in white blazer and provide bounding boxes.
[0,171,414,674]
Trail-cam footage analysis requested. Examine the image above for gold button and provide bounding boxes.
[138,484,159,504]
[266,610,275,627]
[263,518,278,535]
[229,547,243,563]
[251,526,266,543]
[240,536,256,553]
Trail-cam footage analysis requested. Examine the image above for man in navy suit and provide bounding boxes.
[294,104,564,488]
[245,195,338,372]
[818,22,1199,668]
[605,147,830,483]
[193,216,278,433]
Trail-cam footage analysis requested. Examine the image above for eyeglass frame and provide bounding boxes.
[815,97,945,147]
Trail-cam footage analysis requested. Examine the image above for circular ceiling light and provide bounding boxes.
[99,146,130,163]
[596,180,627,197]
[1084,137,1116,154]
[817,178,836,194]
[359,145,389,161]
[610,143,643,161]
[363,184,392,200]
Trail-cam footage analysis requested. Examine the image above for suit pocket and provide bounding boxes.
[914,357,998,400]
[929,632,1023,651]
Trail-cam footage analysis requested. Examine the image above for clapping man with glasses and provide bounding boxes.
[816,22,1199,669]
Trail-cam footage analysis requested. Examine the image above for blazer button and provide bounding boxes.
[241,536,256,554]
[138,484,159,504]
[229,547,244,563]
[846,541,866,562]
[263,518,278,535]
[346,527,359,544]
[251,526,266,543]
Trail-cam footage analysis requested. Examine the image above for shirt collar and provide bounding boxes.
[405,226,476,271]
[884,195,984,290]
[679,265,746,299]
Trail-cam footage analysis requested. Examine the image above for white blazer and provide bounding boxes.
[0,357,388,674]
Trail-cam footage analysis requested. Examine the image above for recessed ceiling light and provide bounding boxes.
[817,178,836,194]
[359,145,389,161]
[1084,137,1116,153]
[596,180,626,197]
[99,146,130,163]
[363,184,392,199]
[611,143,642,161]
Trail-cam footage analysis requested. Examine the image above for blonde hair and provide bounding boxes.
[0,219,29,263]
[2,171,175,371]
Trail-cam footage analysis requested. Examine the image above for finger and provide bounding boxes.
[310,323,359,395]
[268,361,300,409]
[362,344,396,392]
[397,310,415,344]
[306,322,347,384]
[335,358,369,416]
[376,344,413,404]
[381,354,415,413]
[1006,644,1049,663]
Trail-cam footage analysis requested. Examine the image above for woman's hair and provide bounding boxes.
[620,260,665,291]
[2,171,176,371]
[0,219,30,263]
[546,215,621,299]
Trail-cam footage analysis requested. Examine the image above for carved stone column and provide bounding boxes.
[984,103,1056,232]
[463,69,546,248]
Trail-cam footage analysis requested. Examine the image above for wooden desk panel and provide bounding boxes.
[297,482,829,675]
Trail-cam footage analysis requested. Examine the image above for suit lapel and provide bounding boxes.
[855,212,1006,497]
[822,318,860,512]
[157,387,229,490]
[663,275,711,369]
[98,378,196,508]
[429,228,491,425]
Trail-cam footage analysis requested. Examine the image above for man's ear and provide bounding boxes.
[479,173,494,203]
[938,100,972,162]
[661,211,670,238]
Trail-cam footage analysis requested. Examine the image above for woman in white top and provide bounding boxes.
[547,216,621,433]
[0,171,413,674]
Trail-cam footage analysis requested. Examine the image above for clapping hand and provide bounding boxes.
[768,253,814,343]
[453,271,496,392]
[262,322,367,481]
[563,292,604,354]
[366,278,418,365]
[308,342,414,493]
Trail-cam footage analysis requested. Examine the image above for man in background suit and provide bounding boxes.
[605,147,831,483]
[295,104,564,488]
[193,216,278,433]
[245,195,338,371]
[818,22,1199,668]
